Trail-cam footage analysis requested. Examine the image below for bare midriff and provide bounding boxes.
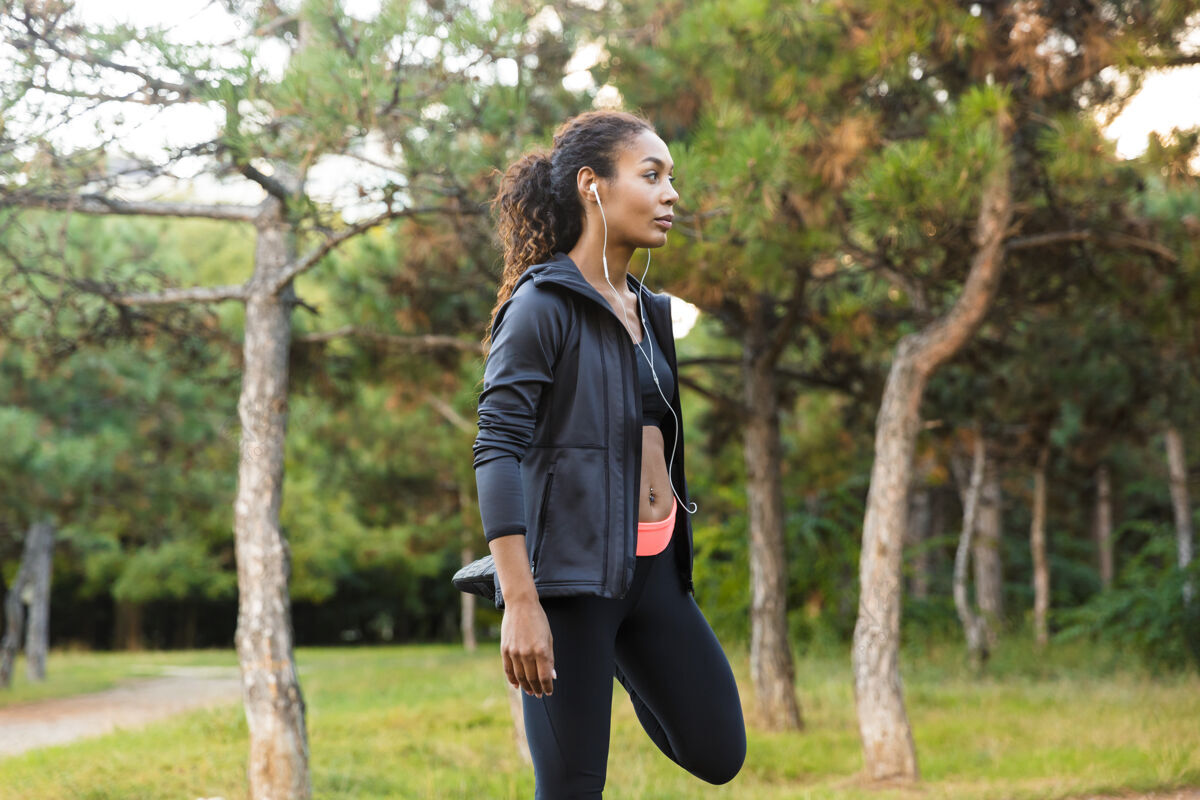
[638,425,674,524]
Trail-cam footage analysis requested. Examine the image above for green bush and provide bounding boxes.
[1055,522,1200,674]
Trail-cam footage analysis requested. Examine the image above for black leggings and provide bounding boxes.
[521,529,746,798]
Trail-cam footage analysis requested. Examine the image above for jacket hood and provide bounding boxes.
[516,251,659,309]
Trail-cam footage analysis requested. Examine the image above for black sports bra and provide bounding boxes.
[634,313,674,432]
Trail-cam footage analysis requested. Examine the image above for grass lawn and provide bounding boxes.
[0,632,1196,799]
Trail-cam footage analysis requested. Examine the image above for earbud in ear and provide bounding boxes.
[589,182,597,196]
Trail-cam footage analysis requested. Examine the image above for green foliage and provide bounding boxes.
[112,539,236,603]
[787,473,869,650]
[1035,113,1128,209]
[1056,524,1200,674]
[846,85,1010,267]
[0,213,247,611]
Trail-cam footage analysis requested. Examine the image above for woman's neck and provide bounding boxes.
[567,226,635,300]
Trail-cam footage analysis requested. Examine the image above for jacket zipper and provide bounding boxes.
[531,267,691,596]
[530,461,557,576]
[625,327,641,598]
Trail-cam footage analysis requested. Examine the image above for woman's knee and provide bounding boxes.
[686,726,746,785]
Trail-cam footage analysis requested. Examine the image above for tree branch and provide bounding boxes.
[763,262,809,367]
[271,204,483,293]
[16,14,201,101]
[1148,54,1200,70]
[238,163,293,202]
[108,284,247,306]
[215,13,298,47]
[425,394,475,435]
[677,373,743,413]
[24,80,195,106]
[837,232,931,310]
[295,325,483,353]
[877,261,930,315]
[1006,229,1177,263]
[0,193,259,222]
[912,162,1014,374]
[677,356,860,394]
[775,365,861,394]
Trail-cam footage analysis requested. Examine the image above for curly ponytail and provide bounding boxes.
[482,110,655,358]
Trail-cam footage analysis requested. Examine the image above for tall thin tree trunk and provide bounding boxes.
[907,453,939,601]
[906,488,932,600]
[973,457,1003,649]
[1030,444,1050,648]
[457,483,478,653]
[114,600,144,651]
[0,579,23,688]
[0,527,31,688]
[854,342,924,781]
[1094,464,1113,590]
[1165,427,1194,607]
[1,521,55,686]
[951,434,989,671]
[23,520,54,681]
[114,601,141,651]
[233,194,311,800]
[460,546,477,652]
[743,297,803,731]
[929,488,948,586]
[179,604,199,650]
[853,162,1011,781]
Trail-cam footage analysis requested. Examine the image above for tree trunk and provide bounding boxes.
[457,483,478,653]
[460,546,477,652]
[233,194,311,800]
[906,453,939,601]
[853,162,1011,781]
[951,433,989,671]
[1165,427,1194,607]
[906,488,932,600]
[1,521,55,686]
[1094,464,1113,590]
[114,600,144,651]
[743,296,803,731]
[1030,444,1050,648]
[973,457,1003,648]
[929,488,949,587]
[854,341,924,782]
[23,520,54,681]
[176,604,199,649]
[0,581,23,688]
[0,528,31,688]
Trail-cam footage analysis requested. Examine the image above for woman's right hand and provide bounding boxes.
[501,598,556,697]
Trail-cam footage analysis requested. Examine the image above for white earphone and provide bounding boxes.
[588,177,697,516]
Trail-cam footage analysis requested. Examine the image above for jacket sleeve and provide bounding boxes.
[472,286,567,542]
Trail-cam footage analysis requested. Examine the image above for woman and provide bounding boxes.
[472,109,746,797]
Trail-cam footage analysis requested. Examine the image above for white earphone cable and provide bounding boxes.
[592,183,697,515]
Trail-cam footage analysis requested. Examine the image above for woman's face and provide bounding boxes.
[593,128,679,250]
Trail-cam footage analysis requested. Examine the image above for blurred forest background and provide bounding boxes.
[1,0,1198,674]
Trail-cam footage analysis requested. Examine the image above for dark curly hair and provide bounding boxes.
[482,110,656,358]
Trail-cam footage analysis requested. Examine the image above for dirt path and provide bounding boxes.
[0,666,241,758]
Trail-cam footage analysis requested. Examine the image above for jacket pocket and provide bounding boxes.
[531,460,557,577]
[532,445,608,587]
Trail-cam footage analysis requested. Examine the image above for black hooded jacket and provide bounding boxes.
[472,251,695,609]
